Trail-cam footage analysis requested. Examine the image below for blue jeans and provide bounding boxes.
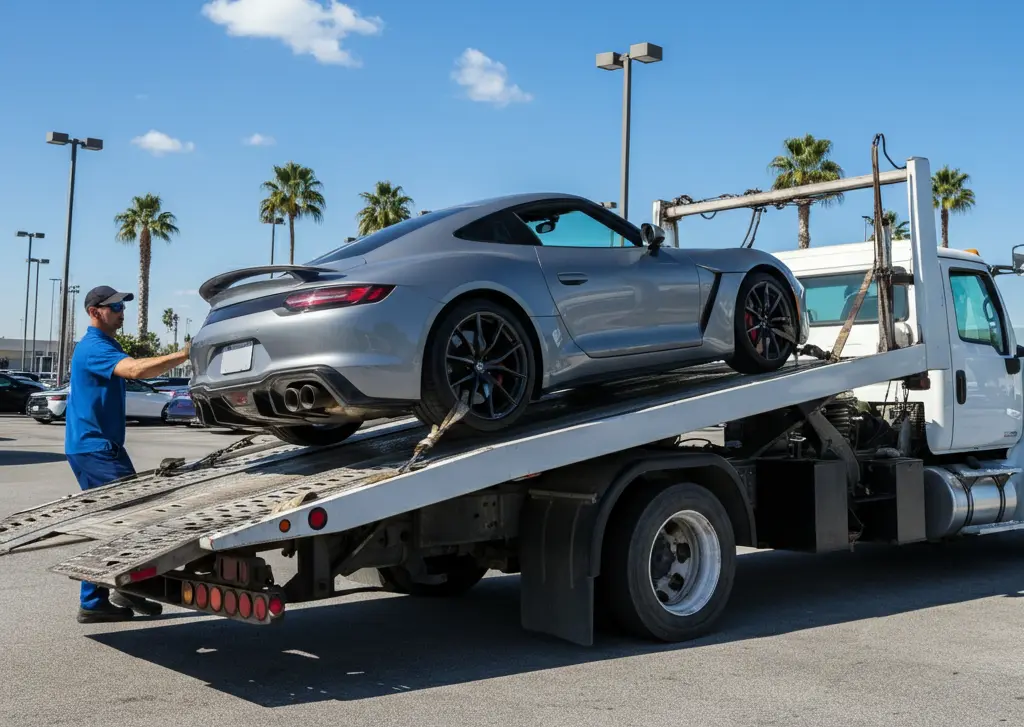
[66,446,136,610]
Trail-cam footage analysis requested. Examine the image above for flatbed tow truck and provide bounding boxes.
[2,155,1023,646]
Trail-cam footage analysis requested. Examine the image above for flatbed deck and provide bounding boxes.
[0,344,928,589]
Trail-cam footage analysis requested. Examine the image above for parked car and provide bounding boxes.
[164,389,199,425]
[26,379,174,424]
[144,376,191,391]
[0,373,46,413]
[189,193,809,446]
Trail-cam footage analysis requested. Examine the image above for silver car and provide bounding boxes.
[190,193,809,446]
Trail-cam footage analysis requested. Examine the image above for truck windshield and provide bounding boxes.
[800,271,909,326]
[305,207,467,265]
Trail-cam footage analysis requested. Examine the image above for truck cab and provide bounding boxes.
[773,241,1023,456]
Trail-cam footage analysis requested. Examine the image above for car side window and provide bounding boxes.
[949,270,1007,354]
[125,380,147,393]
[0,375,12,389]
[514,204,641,248]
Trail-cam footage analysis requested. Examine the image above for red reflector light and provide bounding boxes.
[308,507,328,530]
[227,391,250,407]
[224,590,238,617]
[210,587,223,612]
[284,285,394,311]
[238,593,253,619]
[48,395,67,401]
[254,595,268,621]
[130,566,157,582]
[195,583,209,609]
[268,596,284,616]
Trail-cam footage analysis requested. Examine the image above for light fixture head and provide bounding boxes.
[596,51,624,70]
[47,131,70,146]
[629,42,663,63]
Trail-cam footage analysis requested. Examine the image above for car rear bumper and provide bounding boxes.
[190,365,417,428]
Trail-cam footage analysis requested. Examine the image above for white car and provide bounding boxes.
[26,379,174,424]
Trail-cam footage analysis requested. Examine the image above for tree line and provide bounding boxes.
[110,142,975,354]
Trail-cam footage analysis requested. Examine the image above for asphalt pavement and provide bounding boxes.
[1,414,1023,727]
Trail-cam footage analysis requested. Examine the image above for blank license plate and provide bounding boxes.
[220,342,254,374]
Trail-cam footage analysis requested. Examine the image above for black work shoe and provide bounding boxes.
[110,591,164,617]
[77,601,134,624]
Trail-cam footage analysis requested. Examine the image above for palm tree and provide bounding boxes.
[768,134,845,249]
[260,162,326,264]
[868,210,910,241]
[357,181,414,236]
[932,166,975,248]
[114,194,179,336]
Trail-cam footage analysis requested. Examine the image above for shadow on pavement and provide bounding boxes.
[0,450,67,466]
[90,533,1024,707]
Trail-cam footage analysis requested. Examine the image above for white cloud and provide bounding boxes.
[451,48,533,107]
[131,130,195,156]
[244,133,276,146]
[201,0,383,67]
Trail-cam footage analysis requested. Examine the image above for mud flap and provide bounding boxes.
[519,490,599,646]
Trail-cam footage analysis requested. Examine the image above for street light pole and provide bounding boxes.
[48,277,61,373]
[16,231,45,370]
[596,43,663,224]
[29,258,49,372]
[47,132,103,386]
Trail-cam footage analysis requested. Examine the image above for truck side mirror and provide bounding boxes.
[1013,244,1024,274]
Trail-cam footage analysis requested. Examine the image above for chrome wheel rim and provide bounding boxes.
[743,280,793,361]
[445,312,529,421]
[648,509,721,616]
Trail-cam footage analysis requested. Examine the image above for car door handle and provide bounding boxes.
[955,369,967,404]
[557,273,588,286]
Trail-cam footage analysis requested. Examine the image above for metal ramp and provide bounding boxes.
[0,348,931,589]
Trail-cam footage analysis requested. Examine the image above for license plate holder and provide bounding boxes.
[220,342,254,375]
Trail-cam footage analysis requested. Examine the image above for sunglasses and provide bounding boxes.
[103,302,126,313]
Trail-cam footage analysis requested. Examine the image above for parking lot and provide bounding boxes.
[1,413,1023,727]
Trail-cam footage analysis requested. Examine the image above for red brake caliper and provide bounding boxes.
[745,312,758,344]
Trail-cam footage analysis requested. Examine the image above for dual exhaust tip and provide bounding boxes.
[283,383,333,413]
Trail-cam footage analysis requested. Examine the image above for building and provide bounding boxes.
[0,337,63,372]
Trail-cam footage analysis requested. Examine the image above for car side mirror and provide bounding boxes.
[641,223,665,253]
[1017,344,1024,358]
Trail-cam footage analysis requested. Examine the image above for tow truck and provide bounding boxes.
[2,154,1022,646]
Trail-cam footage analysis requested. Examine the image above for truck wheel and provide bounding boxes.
[268,422,362,447]
[378,556,488,597]
[601,482,736,642]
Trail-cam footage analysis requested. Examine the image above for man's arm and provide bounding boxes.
[113,343,191,380]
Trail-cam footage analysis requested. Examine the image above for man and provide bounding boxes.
[65,285,191,623]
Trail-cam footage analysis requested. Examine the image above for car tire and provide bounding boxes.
[415,298,537,434]
[727,270,798,374]
[268,421,362,447]
[377,555,488,597]
[599,481,736,642]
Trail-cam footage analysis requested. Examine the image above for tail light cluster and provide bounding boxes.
[180,579,285,623]
[177,554,284,623]
[284,284,394,312]
[47,394,67,402]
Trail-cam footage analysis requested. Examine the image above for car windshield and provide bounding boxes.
[306,206,467,265]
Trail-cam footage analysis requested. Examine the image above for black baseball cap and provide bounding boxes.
[83,285,134,311]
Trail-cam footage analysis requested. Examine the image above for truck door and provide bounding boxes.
[943,261,1023,451]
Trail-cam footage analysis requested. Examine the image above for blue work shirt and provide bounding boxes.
[65,326,130,455]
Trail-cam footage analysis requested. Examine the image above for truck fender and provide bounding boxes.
[519,449,754,646]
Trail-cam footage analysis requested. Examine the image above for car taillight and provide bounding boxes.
[47,395,67,401]
[284,285,393,311]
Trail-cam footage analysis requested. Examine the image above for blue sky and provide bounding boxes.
[1,0,1022,344]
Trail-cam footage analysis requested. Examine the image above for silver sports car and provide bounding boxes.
[189,193,809,446]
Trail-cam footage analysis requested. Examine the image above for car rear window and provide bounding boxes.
[306,207,467,264]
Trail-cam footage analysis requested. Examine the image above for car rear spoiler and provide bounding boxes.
[198,265,335,302]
